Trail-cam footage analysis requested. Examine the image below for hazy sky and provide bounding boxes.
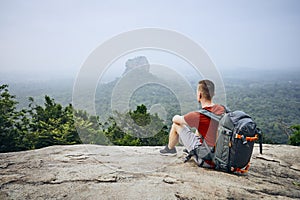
[1,0,300,80]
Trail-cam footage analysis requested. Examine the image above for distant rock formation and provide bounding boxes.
[123,56,150,75]
[0,144,299,199]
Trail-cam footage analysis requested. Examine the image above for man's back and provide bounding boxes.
[184,104,224,146]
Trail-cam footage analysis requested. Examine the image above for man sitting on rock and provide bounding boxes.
[160,80,224,165]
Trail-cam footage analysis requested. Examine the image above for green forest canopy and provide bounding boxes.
[0,84,169,153]
[1,70,300,153]
[5,69,299,145]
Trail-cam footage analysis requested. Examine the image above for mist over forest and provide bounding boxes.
[1,61,299,145]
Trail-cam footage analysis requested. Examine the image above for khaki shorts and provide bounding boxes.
[178,125,201,152]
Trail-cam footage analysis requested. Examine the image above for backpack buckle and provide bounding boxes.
[241,135,247,144]
[235,134,248,144]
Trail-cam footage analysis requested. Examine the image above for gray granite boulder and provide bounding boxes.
[0,144,299,199]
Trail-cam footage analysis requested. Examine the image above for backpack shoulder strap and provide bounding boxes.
[198,104,229,122]
[198,108,222,122]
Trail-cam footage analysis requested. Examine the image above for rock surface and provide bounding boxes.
[0,144,299,200]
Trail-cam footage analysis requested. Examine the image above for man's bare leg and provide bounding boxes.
[168,123,182,149]
[159,123,182,155]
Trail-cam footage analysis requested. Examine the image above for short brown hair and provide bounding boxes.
[198,80,215,101]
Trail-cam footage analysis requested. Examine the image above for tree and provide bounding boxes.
[0,84,116,152]
[28,96,82,149]
[289,125,300,146]
[74,110,111,145]
[130,104,150,126]
[0,85,20,152]
[0,84,34,152]
[104,105,169,146]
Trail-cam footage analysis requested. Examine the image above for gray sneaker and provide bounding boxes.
[159,145,177,156]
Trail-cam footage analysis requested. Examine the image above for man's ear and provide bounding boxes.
[199,92,202,99]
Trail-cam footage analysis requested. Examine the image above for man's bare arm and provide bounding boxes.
[172,115,187,126]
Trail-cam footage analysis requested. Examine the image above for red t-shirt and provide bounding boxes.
[184,105,225,146]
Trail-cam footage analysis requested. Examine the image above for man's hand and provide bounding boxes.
[195,129,200,137]
[172,115,187,126]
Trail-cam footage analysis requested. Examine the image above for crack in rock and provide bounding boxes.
[291,165,300,172]
[259,188,300,199]
[175,192,196,200]
[0,162,14,169]
[4,176,119,186]
[256,155,280,163]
